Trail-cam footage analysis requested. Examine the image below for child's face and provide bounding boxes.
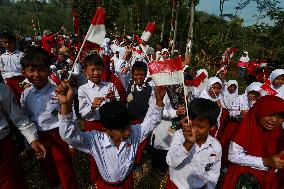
[208,83,222,98]
[259,114,284,131]
[84,64,103,84]
[7,39,16,52]
[227,84,237,94]
[272,75,284,88]
[191,118,212,144]
[22,66,50,89]
[247,91,260,102]
[105,125,131,142]
[133,69,146,86]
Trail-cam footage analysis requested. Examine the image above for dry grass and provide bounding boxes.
[21,150,167,189]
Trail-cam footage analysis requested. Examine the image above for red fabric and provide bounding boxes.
[42,35,55,54]
[91,7,105,25]
[0,135,28,189]
[38,129,78,189]
[72,10,79,35]
[220,95,284,189]
[83,120,103,183]
[101,55,111,82]
[209,108,229,138]
[96,172,134,189]
[247,61,259,76]
[237,61,249,68]
[165,175,178,189]
[110,74,127,104]
[184,72,207,87]
[50,73,62,86]
[5,76,25,104]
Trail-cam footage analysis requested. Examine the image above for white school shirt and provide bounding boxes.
[58,104,163,183]
[78,80,120,121]
[0,83,37,143]
[166,130,222,189]
[228,141,267,170]
[20,81,62,131]
[151,94,178,150]
[0,49,24,79]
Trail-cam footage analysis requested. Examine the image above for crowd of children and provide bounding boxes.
[0,30,284,189]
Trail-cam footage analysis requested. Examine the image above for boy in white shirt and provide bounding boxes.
[166,98,222,189]
[56,81,166,189]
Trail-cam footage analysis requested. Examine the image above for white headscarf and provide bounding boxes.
[198,77,222,102]
[269,69,284,99]
[240,82,263,110]
[221,80,238,110]
[195,69,209,92]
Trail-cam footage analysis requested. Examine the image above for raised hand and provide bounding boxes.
[154,86,167,107]
[181,117,196,151]
[55,81,74,105]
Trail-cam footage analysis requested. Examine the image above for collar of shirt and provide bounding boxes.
[30,81,52,94]
[101,133,132,150]
[4,49,20,55]
[195,135,213,152]
[87,80,106,89]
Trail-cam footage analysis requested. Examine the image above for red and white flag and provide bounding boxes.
[149,56,183,86]
[85,7,106,46]
[141,22,156,42]
[261,80,278,96]
[185,72,206,87]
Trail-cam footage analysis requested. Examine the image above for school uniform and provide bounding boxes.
[78,80,120,183]
[269,69,284,99]
[0,83,38,189]
[0,49,25,103]
[221,96,284,189]
[166,130,222,189]
[20,81,78,189]
[58,103,163,189]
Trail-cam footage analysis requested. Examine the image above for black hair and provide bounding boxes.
[82,53,103,69]
[20,47,52,69]
[131,61,147,75]
[2,32,16,42]
[188,98,221,127]
[99,101,132,130]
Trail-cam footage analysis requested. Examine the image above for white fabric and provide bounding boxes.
[198,77,222,102]
[228,141,267,170]
[269,69,284,99]
[167,130,222,189]
[86,24,106,46]
[0,50,24,79]
[78,80,120,121]
[196,69,208,92]
[58,105,163,183]
[151,70,184,86]
[230,82,263,118]
[221,80,238,110]
[151,94,177,150]
[0,83,37,143]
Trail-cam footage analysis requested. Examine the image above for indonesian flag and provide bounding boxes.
[85,7,106,46]
[261,80,278,96]
[134,34,143,45]
[185,72,206,87]
[141,22,156,42]
[149,56,183,86]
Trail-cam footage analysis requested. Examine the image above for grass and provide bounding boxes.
[20,149,167,189]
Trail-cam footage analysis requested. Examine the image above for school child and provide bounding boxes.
[20,47,78,189]
[0,33,25,103]
[0,82,46,189]
[166,98,222,189]
[269,69,284,99]
[221,80,238,111]
[230,82,263,119]
[55,81,166,189]
[220,95,284,189]
[78,53,120,184]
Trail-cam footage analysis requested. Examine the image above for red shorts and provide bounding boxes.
[96,172,134,189]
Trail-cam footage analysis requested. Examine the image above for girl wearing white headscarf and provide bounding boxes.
[221,80,238,110]
[230,82,263,119]
[198,76,223,102]
[269,69,284,99]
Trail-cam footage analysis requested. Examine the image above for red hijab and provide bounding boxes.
[233,95,284,157]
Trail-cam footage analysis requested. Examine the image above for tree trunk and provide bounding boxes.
[172,2,179,54]
[186,0,195,56]
[160,13,166,43]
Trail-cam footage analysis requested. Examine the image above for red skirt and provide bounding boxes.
[83,120,103,184]
[38,128,78,189]
[96,172,134,189]
[5,76,25,104]
[0,135,28,189]
[220,163,278,189]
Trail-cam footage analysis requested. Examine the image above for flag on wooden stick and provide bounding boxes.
[149,56,183,86]
[141,22,156,42]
